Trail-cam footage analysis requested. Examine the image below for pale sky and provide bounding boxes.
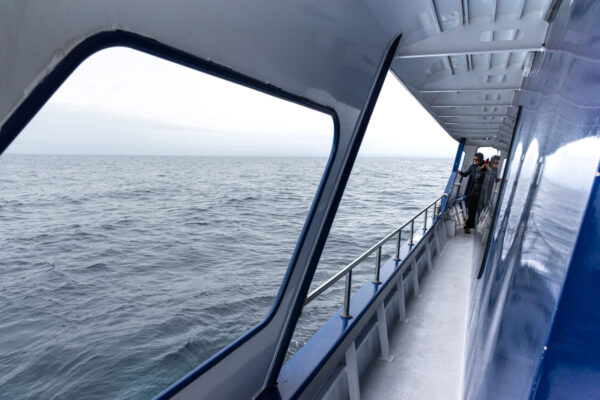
[7,47,457,157]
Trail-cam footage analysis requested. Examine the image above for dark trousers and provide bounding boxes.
[465,193,480,229]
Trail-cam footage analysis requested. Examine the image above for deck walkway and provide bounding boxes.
[360,231,474,400]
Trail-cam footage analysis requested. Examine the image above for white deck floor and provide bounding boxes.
[360,231,474,400]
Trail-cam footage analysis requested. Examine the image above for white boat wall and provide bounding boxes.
[1,1,599,399]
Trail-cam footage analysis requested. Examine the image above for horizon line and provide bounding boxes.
[2,152,454,159]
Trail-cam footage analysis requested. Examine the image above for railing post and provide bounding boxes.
[373,246,382,284]
[376,303,393,361]
[342,270,352,318]
[412,260,420,297]
[304,193,448,309]
[345,342,361,400]
[395,230,401,261]
[397,278,406,322]
[409,220,414,249]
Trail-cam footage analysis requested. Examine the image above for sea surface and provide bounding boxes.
[0,155,451,399]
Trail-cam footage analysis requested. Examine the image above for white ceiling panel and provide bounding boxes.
[392,0,553,151]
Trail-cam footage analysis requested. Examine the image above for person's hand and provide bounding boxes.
[458,169,462,174]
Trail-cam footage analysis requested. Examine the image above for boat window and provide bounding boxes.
[287,71,456,359]
[0,47,333,399]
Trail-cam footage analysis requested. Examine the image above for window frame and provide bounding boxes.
[0,28,341,388]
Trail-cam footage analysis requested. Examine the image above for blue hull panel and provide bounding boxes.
[464,1,600,398]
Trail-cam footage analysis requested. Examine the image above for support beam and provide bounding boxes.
[433,109,514,117]
[457,131,512,139]
[440,219,448,246]
[450,137,512,145]
[395,17,547,58]
[427,243,434,271]
[418,68,524,92]
[430,104,513,108]
[417,89,518,106]
[412,260,420,297]
[440,118,514,125]
[453,137,511,145]
[442,122,507,127]
[419,87,520,93]
[447,128,513,134]
[445,128,512,134]
[447,133,511,139]
[376,304,393,361]
[438,114,515,120]
[467,138,510,147]
[517,0,527,20]
[444,125,515,132]
[426,0,454,74]
[447,126,512,130]
[468,142,511,148]
[468,137,512,143]
[397,278,406,322]
[455,141,511,147]
[462,0,469,25]
[428,98,515,106]
[398,47,544,59]
[446,124,513,130]
[345,343,361,400]
[465,134,512,139]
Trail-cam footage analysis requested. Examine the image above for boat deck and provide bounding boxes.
[361,230,474,400]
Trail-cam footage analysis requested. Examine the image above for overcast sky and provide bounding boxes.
[7,47,457,157]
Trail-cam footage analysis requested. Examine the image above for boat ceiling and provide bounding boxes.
[392,0,554,152]
[1,1,555,154]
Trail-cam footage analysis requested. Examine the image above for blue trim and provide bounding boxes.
[441,138,465,212]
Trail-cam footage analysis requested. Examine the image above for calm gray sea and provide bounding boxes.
[0,155,451,399]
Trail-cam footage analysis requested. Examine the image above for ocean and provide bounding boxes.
[0,155,451,399]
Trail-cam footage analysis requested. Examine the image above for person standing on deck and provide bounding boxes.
[479,155,501,212]
[458,152,487,234]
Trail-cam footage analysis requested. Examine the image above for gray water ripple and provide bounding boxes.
[0,155,451,399]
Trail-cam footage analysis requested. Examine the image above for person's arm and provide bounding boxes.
[458,166,473,176]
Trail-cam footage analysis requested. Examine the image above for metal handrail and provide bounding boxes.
[304,193,447,316]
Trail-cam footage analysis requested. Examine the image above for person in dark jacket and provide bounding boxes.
[458,153,484,197]
[479,155,501,211]
[458,152,487,234]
